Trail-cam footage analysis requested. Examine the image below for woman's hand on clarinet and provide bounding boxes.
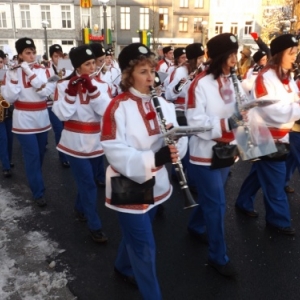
[66,76,80,96]
[154,144,179,167]
[80,74,97,93]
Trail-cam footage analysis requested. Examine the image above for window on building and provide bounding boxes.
[194,0,204,8]
[179,17,188,32]
[62,40,74,45]
[159,8,168,31]
[215,22,223,34]
[244,21,253,35]
[120,7,130,30]
[41,5,51,28]
[194,17,203,32]
[0,40,8,50]
[140,7,149,30]
[0,11,7,28]
[20,5,31,28]
[81,8,90,28]
[230,22,238,35]
[61,5,71,28]
[180,0,189,8]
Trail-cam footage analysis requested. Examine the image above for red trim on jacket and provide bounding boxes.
[64,120,101,134]
[186,70,207,109]
[14,100,47,111]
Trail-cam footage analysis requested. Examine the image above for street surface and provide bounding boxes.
[1,131,300,300]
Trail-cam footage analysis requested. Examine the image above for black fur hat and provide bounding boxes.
[90,43,106,58]
[253,50,267,63]
[186,43,205,60]
[207,33,238,59]
[270,34,298,56]
[69,45,95,69]
[163,46,174,54]
[49,44,63,57]
[174,47,186,59]
[15,37,36,54]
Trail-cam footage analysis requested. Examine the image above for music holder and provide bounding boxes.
[57,59,73,71]
[241,99,280,110]
[48,74,61,82]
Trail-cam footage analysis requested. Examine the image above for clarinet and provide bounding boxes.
[149,86,198,209]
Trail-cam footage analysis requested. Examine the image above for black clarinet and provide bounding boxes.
[149,86,198,209]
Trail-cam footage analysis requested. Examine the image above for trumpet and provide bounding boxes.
[176,63,203,93]
[9,61,37,70]
[71,63,105,85]
[150,86,198,209]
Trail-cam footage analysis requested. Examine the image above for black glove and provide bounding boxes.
[228,112,243,130]
[174,79,185,93]
[155,146,172,167]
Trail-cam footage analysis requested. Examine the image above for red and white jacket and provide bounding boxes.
[52,76,111,158]
[186,72,240,166]
[1,64,52,134]
[101,87,188,214]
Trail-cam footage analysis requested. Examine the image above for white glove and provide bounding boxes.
[20,61,34,77]
[8,69,18,82]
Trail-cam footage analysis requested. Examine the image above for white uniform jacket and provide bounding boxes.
[1,64,51,134]
[101,87,188,214]
[186,72,242,166]
[100,66,121,96]
[253,67,300,140]
[241,67,258,95]
[52,78,111,158]
[165,65,190,110]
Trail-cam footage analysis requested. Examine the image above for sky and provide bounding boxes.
[0,187,74,300]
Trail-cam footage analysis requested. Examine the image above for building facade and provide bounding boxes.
[0,0,271,58]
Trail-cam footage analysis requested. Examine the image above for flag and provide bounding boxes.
[106,29,112,45]
[82,28,91,44]
[138,30,147,46]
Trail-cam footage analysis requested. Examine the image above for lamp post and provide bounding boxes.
[200,20,208,46]
[98,0,109,49]
[41,20,49,59]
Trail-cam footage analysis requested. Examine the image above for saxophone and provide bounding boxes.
[0,81,10,122]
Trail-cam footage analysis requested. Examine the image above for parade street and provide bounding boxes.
[1,131,300,300]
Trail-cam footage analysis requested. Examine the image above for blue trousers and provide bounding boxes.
[188,164,230,265]
[16,132,48,199]
[285,132,300,185]
[236,160,291,227]
[48,108,68,163]
[0,118,13,170]
[115,206,162,300]
[66,154,102,231]
[95,155,105,183]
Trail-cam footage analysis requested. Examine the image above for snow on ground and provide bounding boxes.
[0,187,75,300]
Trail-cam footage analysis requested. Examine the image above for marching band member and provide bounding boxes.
[235,34,300,235]
[0,50,14,177]
[101,43,187,299]
[165,47,187,80]
[1,37,52,207]
[241,49,268,94]
[100,49,121,96]
[186,33,243,277]
[165,43,205,124]
[52,45,110,243]
[47,44,71,168]
[89,43,114,187]
[156,46,174,73]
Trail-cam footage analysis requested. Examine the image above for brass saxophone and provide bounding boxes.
[0,82,10,122]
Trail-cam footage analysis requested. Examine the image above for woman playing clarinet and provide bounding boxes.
[100,43,187,300]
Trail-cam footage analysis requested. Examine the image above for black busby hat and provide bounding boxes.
[163,46,174,54]
[118,43,153,72]
[270,34,299,56]
[173,47,186,59]
[15,37,36,54]
[207,33,238,59]
[69,45,95,69]
[186,43,205,60]
[105,48,112,56]
[12,55,18,60]
[90,43,106,58]
[49,44,63,57]
[253,50,267,63]
[0,50,5,59]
